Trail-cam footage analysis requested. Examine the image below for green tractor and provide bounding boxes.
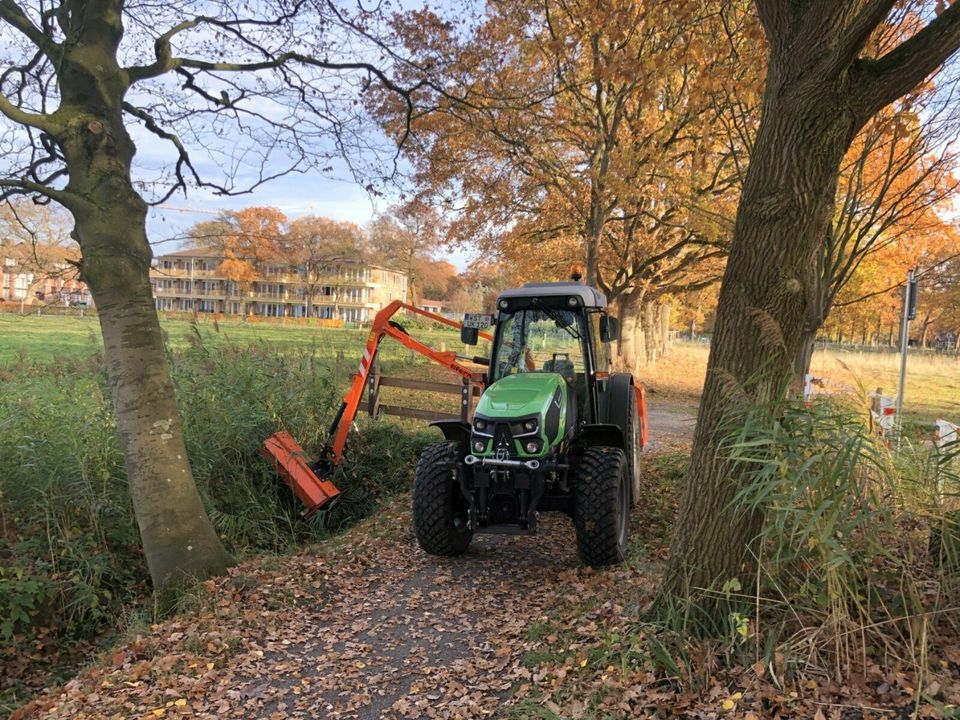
[413,280,648,566]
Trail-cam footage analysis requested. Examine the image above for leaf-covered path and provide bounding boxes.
[21,499,652,719]
[16,405,699,720]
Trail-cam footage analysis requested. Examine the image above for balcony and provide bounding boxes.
[151,267,224,278]
[247,291,302,302]
[153,287,226,298]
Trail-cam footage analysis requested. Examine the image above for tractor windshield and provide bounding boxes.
[492,307,588,383]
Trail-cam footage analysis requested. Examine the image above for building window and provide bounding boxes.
[257,302,283,317]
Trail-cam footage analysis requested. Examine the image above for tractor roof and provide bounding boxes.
[498,282,607,309]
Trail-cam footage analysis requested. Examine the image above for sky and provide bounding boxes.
[130,0,482,273]
[142,147,476,272]
[145,166,384,254]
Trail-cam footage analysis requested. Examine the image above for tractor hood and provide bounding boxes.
[476,372,566,419]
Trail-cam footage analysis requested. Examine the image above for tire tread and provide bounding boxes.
[412,442,472,556]
[573,447,628,566]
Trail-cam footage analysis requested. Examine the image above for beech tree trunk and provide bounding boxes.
[53,8,233,590]
[659,0,960,622]
[617,290,645,372]
[642,301,657,364]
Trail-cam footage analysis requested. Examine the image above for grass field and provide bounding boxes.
[635,341,959,427]
[3,313,957,425]
[0,312,471,365]
[0,312,479,420]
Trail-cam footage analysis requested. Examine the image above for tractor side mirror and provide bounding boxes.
[461,326,479,345]
[599,314,619,343]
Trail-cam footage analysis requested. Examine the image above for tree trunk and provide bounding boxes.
[657,24,870,619]
[920,313,932,347]
[75,197,233,590]
[659,301,673,358]
[54,22,233,592]
[616,289,644,372]
[793,329,817,390]
[642,301,657,364]
[635,324,646,367]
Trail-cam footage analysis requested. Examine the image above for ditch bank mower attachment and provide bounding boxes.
[262,301,491,515]
[261,431,340,516]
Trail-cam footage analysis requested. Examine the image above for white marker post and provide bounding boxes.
[895,269,918,450]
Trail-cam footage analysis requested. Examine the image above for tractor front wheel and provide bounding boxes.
[573,447,629,567]
[413,442,473,556]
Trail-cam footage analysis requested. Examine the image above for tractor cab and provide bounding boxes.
[483,282,617,426]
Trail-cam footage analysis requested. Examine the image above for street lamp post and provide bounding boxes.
[895,268,918,449]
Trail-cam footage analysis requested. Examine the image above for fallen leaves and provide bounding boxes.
[11,446,960,719]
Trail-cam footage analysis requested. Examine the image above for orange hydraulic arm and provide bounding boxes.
[262,301,492,515]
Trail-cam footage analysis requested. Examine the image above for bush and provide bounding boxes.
[0,338,431,660]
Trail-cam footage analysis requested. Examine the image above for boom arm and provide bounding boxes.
[326,300,491,465]
[262,301,491,515]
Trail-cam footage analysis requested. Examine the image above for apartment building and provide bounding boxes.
[1,242,92,306]
[149,249,408,322]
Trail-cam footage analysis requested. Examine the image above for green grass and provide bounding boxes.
[0,327,449,712]
[0,312,471,366]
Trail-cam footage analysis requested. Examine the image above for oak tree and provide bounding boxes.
[659,0,960,620]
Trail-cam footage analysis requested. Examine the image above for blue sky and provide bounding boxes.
[131,0,482,272]
[145,166,386,254]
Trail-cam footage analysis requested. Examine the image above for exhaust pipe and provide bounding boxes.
[464,454,540,471]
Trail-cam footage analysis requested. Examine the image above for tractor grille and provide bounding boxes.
[492,423,514,457]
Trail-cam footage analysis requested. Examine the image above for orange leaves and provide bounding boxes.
[378,0,761,303]
[225,206,288,263]
[189,208,369,275]
[217,257,257,283]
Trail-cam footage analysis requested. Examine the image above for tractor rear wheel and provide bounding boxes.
[413,442,473,556]
[573,447,629,566]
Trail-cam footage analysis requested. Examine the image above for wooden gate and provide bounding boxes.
[366,359,482,422]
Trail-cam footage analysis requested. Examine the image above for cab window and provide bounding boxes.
[493,308,587,383]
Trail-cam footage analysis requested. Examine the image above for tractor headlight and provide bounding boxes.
[567,296,580,307]
[523,419,537,432]
[475,419,487,432]
[473,439,485,453]
[524,440,541,454]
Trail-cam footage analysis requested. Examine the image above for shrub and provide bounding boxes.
[719,396,956,679]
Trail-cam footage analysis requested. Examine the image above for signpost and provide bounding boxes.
[894,269,918,449]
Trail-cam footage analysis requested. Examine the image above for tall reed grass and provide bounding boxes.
[0,335,431,654]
